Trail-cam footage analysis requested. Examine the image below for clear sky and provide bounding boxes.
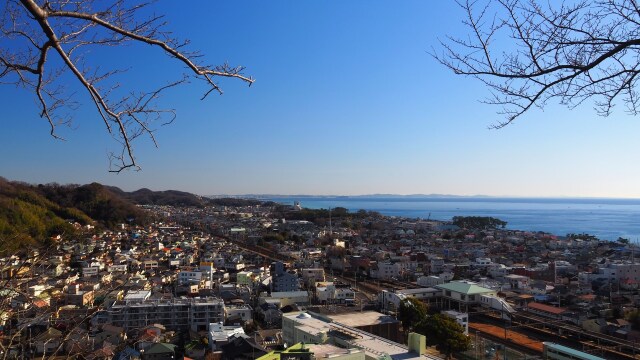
[2,1,640,197]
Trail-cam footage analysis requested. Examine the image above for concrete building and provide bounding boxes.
[315,282,355,304]
[107,296,224,332]
[579,262,640,287]
[282,312,443,360]
[178,268,206,286]
[378,288,439,313]
[268,291,310,307]
[271,261,300,292]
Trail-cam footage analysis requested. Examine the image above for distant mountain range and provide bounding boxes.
[214,194,493,199]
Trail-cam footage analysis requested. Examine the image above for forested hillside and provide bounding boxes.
[107,186,207,207]
[0,179,148,253]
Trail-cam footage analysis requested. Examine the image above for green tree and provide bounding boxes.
[452,216,507,230]
[398,298,428,331]
[415,314,470,359]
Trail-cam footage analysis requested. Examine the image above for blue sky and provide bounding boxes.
[2,1,640,197]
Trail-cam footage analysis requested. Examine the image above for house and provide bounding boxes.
[208,322,245,351]
[257,299,283,328]
[33,328,63,354]
[140,343,176,360]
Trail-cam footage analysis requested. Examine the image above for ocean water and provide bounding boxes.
[266,197,640,241]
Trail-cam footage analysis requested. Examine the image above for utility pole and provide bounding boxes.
[329,207,332,236]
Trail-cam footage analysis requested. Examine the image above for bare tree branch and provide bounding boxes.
[433,0,640,128]
[1,0,254,171]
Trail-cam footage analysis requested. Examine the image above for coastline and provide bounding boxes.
[264,196,640,242]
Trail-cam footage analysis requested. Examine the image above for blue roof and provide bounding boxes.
[544,342,606,360]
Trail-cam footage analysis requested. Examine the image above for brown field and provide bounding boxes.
[469,322,544,353]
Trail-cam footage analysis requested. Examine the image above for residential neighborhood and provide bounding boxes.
[2,200,639,360]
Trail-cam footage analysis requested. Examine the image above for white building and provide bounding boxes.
[82,266,100,277]
[378,288,439,312]
[579,262,640,286]
[178,268,205,285]
[208,322,245,350]
[108,264,128,273]
[371,261,405,280]
[282,312,441,360]
[315,282,355,304]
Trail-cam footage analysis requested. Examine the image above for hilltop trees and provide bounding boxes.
[435,0,640,127]
[1,0,253,171]
[452,216,507,229]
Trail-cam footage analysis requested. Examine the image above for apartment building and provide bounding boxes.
[107,296,224,332]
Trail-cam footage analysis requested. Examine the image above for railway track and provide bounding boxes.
[475,310,640,360]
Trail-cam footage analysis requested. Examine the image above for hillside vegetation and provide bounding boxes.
[0,179,148,253]
[108,186,208,207]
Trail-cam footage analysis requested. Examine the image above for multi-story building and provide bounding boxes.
[106,296,224,332]
[178,267,206,285]
[271,261,300,292]
[579,262,640,287]
[371,262,402,281]
[282,312,440,359]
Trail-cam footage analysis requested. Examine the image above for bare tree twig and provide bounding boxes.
[433,0,640,127]
[1,0,254,172]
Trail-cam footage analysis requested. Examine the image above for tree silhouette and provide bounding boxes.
[1,0,253,171]
[434,0,640,127]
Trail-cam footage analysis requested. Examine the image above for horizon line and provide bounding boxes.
[205,193,640,200]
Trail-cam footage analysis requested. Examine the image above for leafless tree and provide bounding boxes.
[433,0,640,128]
[1,0,254,172]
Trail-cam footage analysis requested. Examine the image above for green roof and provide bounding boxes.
[436,281,494,295]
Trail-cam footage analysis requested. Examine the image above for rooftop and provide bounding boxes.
[328,311,398,327]
[528,302,568,315]
[435,281,495,295]
[543,342,606,360]
[284,312,443,360]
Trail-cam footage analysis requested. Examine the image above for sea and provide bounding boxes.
[264,196,640,242]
